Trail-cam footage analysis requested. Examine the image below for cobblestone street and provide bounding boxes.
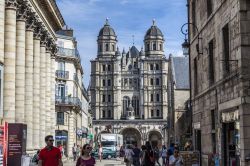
[63,158,126,166]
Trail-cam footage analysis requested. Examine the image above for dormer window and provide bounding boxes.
[105,44,109,51]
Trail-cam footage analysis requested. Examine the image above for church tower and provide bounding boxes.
[97,19,117,57]
[144,20,164,57]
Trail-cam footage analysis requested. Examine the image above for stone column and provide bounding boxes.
[15,3,27,123]
[3,0,17,122]
[50,55,56,137]
[45,49,51,135]
[25,15,34,150]
[0,0,5,64]
[39,40,46,146]
[32,25,41,149]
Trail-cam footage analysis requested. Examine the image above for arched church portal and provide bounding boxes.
[120,128,142,147]
[148,130,162,148]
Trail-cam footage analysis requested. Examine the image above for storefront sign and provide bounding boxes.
[222,110,239,122]
[55,136,67,140]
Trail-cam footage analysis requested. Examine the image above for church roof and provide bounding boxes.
[145,20,163,39]
[130,46,140,58]
[98,19,116,37]
[171,56,190,89]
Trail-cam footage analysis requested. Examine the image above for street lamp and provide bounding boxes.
[181,23,203,56]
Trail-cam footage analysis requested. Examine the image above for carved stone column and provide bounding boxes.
[4,0,18,122]
[45,44,51,135]
[25,14,35,150]
[0,0,5,64]
[50,48,56,137]
[39,35,46,146]
[32,23,41,149]
[15,1,27,123]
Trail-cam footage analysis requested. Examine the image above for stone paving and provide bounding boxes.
[63,158,126,166]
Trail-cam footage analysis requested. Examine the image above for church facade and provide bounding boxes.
[90,20,168,147]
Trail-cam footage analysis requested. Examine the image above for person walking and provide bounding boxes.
[132,144,141,166]
[169,149,183,166]
[124,145,134,166]
[142,142,155,166]
[72,143,77,161]
[38,135,63,166]
[76,144,95,166]
[98,144,103,162]
[154,146,161,166]
[161,145,167,166]
[140,145,147,166]
[120,146,125,164]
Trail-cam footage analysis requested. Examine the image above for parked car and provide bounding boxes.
[91,148,116,159]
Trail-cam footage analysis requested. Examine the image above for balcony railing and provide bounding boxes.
[55,96,82,109]
[57,47,80,59]
[55,70,69,79]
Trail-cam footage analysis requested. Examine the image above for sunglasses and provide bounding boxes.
[174,151,179,153]
[86,147,92,150]
[48,139,54,142]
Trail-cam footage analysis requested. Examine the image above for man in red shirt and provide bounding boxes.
[38,135,63,166]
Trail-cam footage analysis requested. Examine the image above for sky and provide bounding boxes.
[56,0,187,86]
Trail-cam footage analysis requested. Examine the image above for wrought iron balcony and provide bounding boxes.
[57,47,81,59]
[55,96,82,109]
[55,70,69,79]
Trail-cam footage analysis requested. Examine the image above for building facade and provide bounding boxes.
[55,28,90,157]
[167,55,191,147]
[90,20,168,147]
[0,0,64,153]
[189,0,250,165]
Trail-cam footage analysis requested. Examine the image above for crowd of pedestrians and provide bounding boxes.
[32,135,190,166]
[120,141,185,166]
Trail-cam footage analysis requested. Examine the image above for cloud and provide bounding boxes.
[56,0,187,86]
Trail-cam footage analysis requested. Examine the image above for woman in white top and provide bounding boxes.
[169,149,183,166]
[124,145,134,166]
[98,144,103,162]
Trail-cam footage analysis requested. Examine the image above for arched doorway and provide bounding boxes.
[148,130,162,148]
[120,127,142,147]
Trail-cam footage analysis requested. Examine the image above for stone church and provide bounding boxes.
[90,20,168,147]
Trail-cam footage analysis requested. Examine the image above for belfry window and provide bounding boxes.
[147,43,150,51]
[156,64,160,70]
[105,44,109,51]
[99,44,102,52]
[112,45,115,51]
[156,94,160,102]
[153,43,156,51]
[150,94,154,102]
[159,44,162,51]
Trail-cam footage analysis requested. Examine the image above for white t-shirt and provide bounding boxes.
[169,155,183,166]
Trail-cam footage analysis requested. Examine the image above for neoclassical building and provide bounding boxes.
[0,0,64,153]
[90,20,168,147]
[55,28,91,157]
